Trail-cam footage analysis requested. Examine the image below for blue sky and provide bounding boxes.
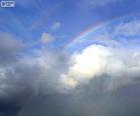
[0,0,140,50]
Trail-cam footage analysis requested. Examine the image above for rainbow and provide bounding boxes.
[65,13,140,50]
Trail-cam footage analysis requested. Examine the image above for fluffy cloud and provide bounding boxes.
[40,33,54,44]
[60,45,110,89]
[60,44,140,92]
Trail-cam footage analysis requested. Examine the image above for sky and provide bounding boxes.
[0,0,140,116]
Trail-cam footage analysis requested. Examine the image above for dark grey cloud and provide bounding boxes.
[0,34,70,115]
[0,32,23,65]
[0,32,40,115]
[21,79,140,116]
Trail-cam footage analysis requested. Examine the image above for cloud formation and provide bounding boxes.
[60,44,140,92]
[1,25,140,98]
[0,33,23,65]
[113,20,140,37]
[0,17,140,116]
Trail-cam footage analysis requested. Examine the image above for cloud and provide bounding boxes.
[60,44,140,92]
[0,33,38,115]
[113,20,140,37]
[40,32,54,44]
[0,32,23,65]
[60,45,110,89]
[0,29,140,98]
[20,40,139,115]
[69,18,140,50]
[20,17,140,115]
[1,19,140,115]
[51,21,61,30]
[22,82,140,116]
[78,0,123,9]
[0,33,67,111]
[94,19,140,48]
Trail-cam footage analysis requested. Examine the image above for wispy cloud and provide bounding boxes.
[51,21,61,30]
[40,32,55,44]
[69,18,140,50]
[77,0,124,9]
[113,20,140,37]
[88,0,122,7]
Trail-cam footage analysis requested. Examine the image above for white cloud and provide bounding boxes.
[113,20,140,37]
[60,44,140,92]
[51,22,61,30]
[101,20,140,48]
[40,32,54,44]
